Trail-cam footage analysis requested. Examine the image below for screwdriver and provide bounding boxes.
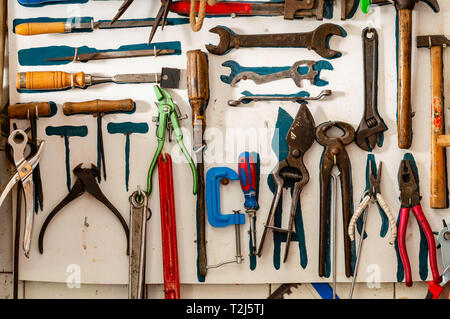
[16,68,180,91]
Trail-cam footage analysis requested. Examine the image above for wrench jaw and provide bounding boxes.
[205,26,235,55]
[355,122,388,152]
[311,23,346,59]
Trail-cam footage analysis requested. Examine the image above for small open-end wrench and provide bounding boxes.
[221,60,333,87]
[205,23,346,58]
[228,89,332,106]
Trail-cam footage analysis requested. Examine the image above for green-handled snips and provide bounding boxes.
[147,85,197,195]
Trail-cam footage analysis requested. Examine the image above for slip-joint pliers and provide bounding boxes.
[147,85,197,195]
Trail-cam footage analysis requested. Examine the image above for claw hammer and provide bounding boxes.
[361,0,440,149]
[187,49,210,279]
[417,35,450,209]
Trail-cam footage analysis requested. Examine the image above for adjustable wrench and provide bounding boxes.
[205,23,346,58]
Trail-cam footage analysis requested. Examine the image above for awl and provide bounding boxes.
[16,68,181,91]
[14,17,186,36]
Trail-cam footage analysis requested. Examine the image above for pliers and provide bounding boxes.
[147,85,197,196]
[348,161,397,245]
[110,0,172,44]
[397,159,441,287]
[0,129,45,257]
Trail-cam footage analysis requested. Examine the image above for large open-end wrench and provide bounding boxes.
[205,23,346,58]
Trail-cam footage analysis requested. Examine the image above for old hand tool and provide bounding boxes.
[108,122,149,191]
[426,220,450,299]
[361,0,440,149]
[347,159,397,298]
[111,0,172,44]
[205,23,346,58]
[238,152,260,256]
[187,49,210,279]
[316,121,355,278]
[45,125,88,191]
[128,187,150,299]
[38,164,130,254]
[355,27,387,152]
[417,34,450,209]
[171,0,358,20]
[63,99,135,182]
[258,103,315,262]
[16,68,180,91]
[147,85,197,196]
[206,167,245,268]
[228,89,331,107]
[46,48,176,63]
[267,283,300,299]
[0,129,44,257]
[14,16,186,36]
[397,158,441,287]
[222,60,332,88]
[158,154,181,299]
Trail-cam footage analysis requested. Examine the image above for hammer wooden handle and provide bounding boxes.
[8,102,51,119]
[63,99,134,115]
[15,22,69,36]
[430,45,447,208]
[397,8,413,149]
[16,71,87,90]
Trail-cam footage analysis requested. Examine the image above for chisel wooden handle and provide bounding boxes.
[63,99,134,115]
[15,22,70,36]
[187,49,209,278]
[16,71,88,90]
[397,9,413,149]
[8,102,51,119]
[430,45,447,208]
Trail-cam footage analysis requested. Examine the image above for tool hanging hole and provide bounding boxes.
[12,132,25,144]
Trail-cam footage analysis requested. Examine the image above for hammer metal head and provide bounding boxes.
[417,35,450,48]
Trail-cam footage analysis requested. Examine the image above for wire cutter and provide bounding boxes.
[397,159,441,287]
[348,161,397,245]
[110,0,172,44]
[0,129,45,257]
[147,85,197,196]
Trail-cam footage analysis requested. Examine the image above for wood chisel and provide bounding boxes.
[16,68,181,91]
[45,48,176,63]
[14,18,185,36]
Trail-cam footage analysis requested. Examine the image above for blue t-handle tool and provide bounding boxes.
[206,167,245,269]
[206,167,245,227]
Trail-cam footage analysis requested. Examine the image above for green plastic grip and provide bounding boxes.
[361,0,371,13]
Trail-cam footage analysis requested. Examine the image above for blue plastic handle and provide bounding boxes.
[18,0,87,6]
[206,167,245,228]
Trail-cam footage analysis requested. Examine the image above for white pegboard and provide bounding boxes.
[7,0,450,285]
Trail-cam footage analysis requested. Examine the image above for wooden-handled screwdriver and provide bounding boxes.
[16,68,180,91]
[63,99,135,181]
[187,49,209,280]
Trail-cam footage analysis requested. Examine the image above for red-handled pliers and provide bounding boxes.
[397,159,442,287]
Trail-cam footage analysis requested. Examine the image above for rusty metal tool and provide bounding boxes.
[158,153,181,299]
[0,129,44,258]
[16,68,180,91]
[228,89,332,107]
[170,0,358,20]
[187,49,210,279]
[417,34,450,209]
[110,0,172,44]
[128,187,150,299]
[63,99,135,182]
[316,121,355,278]
[46,48,176,63]
[355,27,387,152]
[14,16,184,36]
[205,23,346,58]
[257,103,315,262]
[397,158,441,287]
[267,283,300,299]
[361,0,440,149]
[38,164,130,255]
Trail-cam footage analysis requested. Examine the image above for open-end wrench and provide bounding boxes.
[221,60,333,87]
[205,23,346,58]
